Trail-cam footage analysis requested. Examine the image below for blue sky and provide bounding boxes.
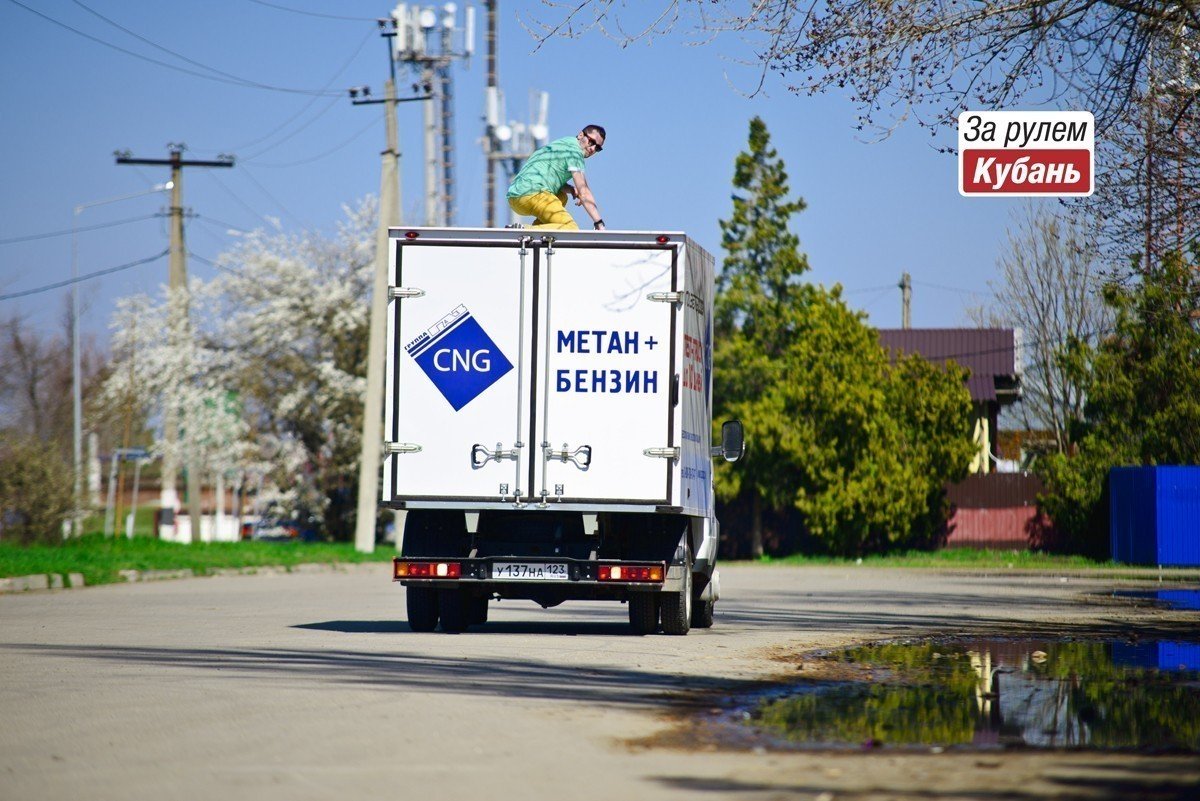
[0,0,1020,342]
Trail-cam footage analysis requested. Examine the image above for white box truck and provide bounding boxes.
[383,228,743,634]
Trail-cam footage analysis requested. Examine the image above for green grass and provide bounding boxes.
[759,548,1117,570]
[76,504,157,539]
[0,534,393,587]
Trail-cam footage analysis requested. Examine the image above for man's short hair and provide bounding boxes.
[583,124,606,142]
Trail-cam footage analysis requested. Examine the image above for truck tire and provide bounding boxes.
[628,593,659,635]
[660,552,693,636]
[406,586,439,632]
[691,597,715,629]
[438,588,470,633]
[470,593,489,626]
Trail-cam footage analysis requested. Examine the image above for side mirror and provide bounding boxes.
[712,419,745,463]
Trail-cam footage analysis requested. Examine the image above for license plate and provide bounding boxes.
[491,562,569,581]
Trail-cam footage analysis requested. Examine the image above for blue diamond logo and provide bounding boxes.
[405,305,513,411]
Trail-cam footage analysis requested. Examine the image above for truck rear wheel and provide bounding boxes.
[660,551,693,636]
[438,588,470,633]
[406,586,439,632]
[628,594,659,635]
[470,593,489,626]
[691,597,715,628]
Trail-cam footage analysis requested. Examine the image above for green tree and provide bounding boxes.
[1037,248,1200,553]
[714,118,972,557]
[714,116,810,556]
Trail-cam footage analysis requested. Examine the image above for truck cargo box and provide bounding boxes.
[383,228,715,515]
[380,228,740,635]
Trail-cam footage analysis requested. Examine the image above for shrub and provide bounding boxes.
[0,432,73,545]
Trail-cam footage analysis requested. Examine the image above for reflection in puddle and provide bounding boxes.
[750,640,1200,750]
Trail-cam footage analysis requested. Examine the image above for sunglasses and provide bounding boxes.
[581,132,603,153]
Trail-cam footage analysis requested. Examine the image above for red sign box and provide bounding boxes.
[961,148,1091,194]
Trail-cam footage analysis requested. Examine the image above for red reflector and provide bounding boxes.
[404,231,419,239]
[395,560,460,578]
[598,564,663,582]
[656,235,671,244]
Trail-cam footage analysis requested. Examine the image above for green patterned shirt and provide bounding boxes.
[507,136,585,198]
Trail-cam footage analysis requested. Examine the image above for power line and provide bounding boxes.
[858,287,894,313]
[192,214,251,235]
[71,0,288,89]
[842,283,895,295]
[240,167,306,229]
[0,250,168,302]
[6,0,340,96]
[245,113,379,167]
[0,213,161,246]
[912,279,993,297]
[238,95,343,161]
[245,0,378,22]
[188,250,242,276]
[204,171,277,229]
[203,29,375,155]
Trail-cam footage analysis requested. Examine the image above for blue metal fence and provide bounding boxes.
[1109,466,1200,566]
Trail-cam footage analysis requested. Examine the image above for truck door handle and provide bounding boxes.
[545,443,591,470]
[472,442,521,469]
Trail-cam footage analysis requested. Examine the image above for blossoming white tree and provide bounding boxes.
[104,199,377,540]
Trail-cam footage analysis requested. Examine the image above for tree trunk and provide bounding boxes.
[750,491,764,559]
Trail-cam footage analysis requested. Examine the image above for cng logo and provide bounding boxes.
[405,304,513,411]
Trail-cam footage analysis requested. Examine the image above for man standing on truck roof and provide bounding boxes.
[507,125,606,231]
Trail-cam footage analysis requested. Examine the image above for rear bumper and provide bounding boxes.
[393,556,685,592]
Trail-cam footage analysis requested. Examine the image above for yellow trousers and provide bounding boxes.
[507,190,579,230]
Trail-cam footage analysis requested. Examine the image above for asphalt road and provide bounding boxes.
[2,563,1198,801]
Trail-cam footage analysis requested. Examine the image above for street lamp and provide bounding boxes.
[70,181,172,536]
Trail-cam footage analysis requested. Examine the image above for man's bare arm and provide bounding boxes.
[571,171,604,229]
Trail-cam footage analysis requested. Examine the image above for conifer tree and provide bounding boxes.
[714,118,972,557]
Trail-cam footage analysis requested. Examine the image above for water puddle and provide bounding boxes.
[1114,589,1200,611]
[744,639,1200,751]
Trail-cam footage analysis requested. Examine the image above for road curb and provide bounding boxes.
[0,561,388,594]
[0,573,86,593]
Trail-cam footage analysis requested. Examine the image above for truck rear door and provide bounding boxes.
[531,241,677,505]
[385,237,534,502]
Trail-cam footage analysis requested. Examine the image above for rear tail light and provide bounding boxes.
[394,560,461,579]
[598,564,664,582]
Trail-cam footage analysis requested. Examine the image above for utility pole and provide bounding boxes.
[438,9,457,225]
[899,272,912,329]
[478,3,550,226]
[350,11,431,554]
[70,182,172,537]
[116,145,233,543]
[424,61,439,224]
[479,2,551,225]
[483,0,498,226]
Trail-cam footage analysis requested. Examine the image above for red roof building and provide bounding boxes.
[878,328,1023,475]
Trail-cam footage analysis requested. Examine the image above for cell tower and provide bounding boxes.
[480,1,549,227]
[392,2,475,226]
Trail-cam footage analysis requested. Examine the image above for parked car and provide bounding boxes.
[249,509,319,542]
